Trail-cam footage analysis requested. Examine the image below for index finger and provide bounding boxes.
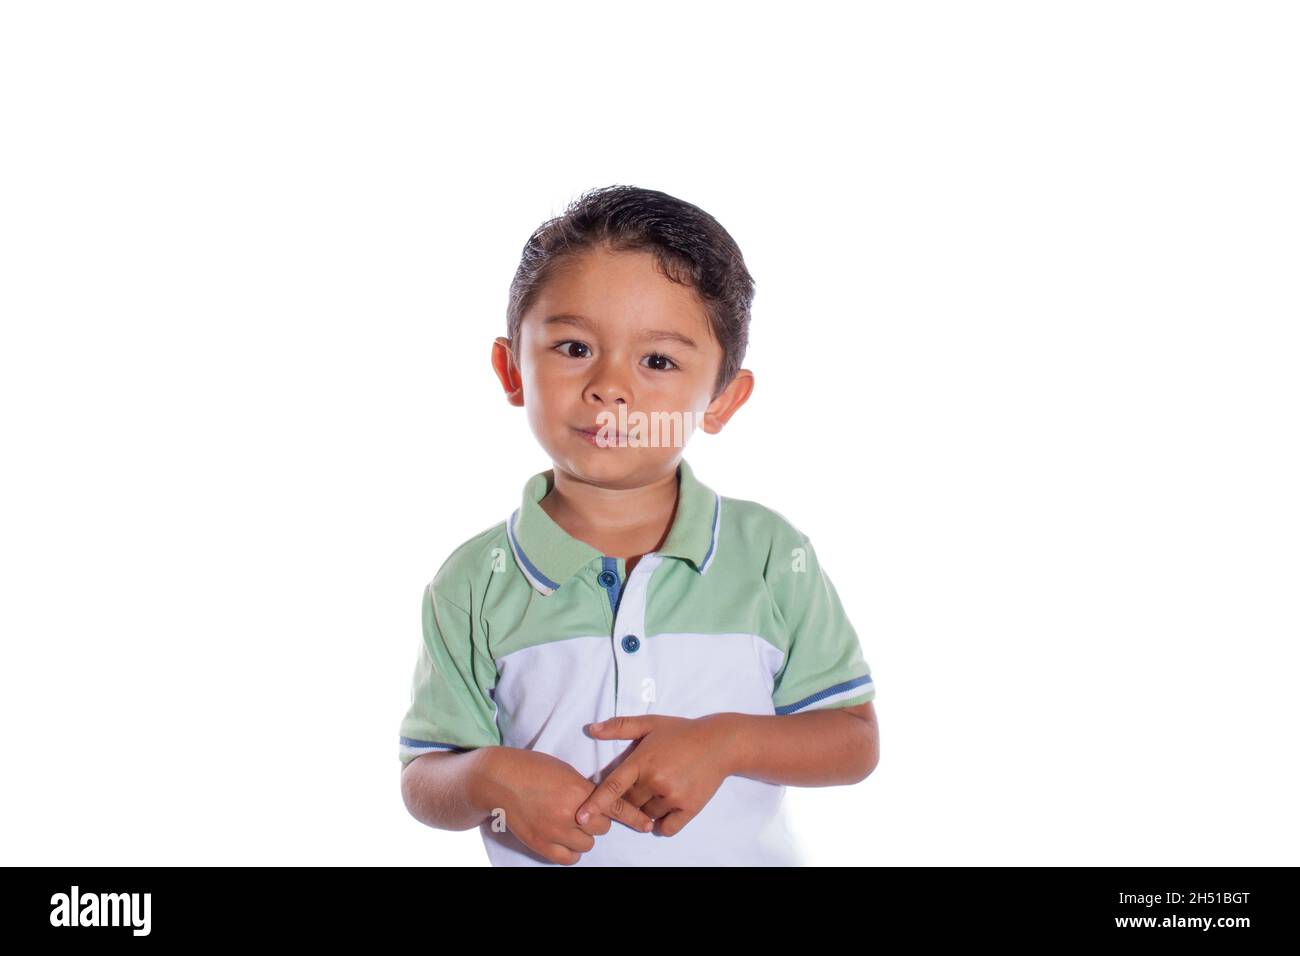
[577,765,655,833]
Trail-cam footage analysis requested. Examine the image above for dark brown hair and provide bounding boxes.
[506,185,754,401]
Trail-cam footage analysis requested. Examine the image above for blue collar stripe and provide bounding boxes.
[507,508,560,593]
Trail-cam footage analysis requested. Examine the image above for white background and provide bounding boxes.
[2,1,1296,866]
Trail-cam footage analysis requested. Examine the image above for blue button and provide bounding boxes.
[598,571,616,587]
[620,634,640,653]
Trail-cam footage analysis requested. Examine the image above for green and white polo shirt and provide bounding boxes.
[398,457,876,866]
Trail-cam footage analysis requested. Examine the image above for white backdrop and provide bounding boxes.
[2,1,1296,866]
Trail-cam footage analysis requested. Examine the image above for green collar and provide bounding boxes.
[507,458,721,595]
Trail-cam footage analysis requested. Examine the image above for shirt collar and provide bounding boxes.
[506,457,722,596]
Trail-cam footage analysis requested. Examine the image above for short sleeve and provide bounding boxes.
[398,581,501,767]
[765,531,876,715]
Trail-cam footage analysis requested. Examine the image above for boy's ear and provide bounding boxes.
[699,369,754,434]
[492,336,524,406]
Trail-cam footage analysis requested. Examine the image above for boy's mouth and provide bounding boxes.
[574,426,627,447]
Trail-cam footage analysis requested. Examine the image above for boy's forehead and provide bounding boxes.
[524,247,713,340]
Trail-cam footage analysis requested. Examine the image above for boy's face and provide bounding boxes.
[494,244,748,486]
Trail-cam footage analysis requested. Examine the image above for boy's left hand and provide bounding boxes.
[577,714,734,837]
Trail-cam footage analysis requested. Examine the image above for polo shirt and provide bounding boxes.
[398,457,876,866]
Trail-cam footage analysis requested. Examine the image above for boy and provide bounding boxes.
[398,185,878,865]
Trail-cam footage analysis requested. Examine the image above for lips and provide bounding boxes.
[574,426,626,447]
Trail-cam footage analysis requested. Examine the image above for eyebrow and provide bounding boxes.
[541,313,699,350]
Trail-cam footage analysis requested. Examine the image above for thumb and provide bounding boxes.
[586,715,650,739]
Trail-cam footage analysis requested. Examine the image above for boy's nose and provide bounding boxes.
[585,378,631,405]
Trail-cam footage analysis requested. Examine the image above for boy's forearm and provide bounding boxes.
[400,746,502,831]
[707,710,878,787]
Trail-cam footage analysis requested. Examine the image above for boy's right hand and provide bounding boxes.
[478,747,655,865]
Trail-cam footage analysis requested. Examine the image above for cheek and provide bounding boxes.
[521,374,572,422]
[648,373,712,409]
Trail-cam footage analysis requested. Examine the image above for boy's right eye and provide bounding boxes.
[554,340,591,359]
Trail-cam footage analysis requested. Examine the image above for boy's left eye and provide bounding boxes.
[643,353,679,372]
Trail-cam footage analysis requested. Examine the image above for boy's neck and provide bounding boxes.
[538,463,680,565]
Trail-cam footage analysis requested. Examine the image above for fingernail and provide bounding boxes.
[577,810,589,824]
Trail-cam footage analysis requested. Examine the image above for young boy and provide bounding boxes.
[398,185,879,866]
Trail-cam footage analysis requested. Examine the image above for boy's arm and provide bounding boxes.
[751,523,879,788]
[575,704,878,831]
[708,700,879,787]
[400,747,502,831]
[398,579,506,831]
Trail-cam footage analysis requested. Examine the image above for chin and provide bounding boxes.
[559,451,642,481]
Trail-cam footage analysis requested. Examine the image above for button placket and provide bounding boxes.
[597,556,623,614]
[610,553,663,724]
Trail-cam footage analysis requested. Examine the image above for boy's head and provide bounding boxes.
[493,185,755,484]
